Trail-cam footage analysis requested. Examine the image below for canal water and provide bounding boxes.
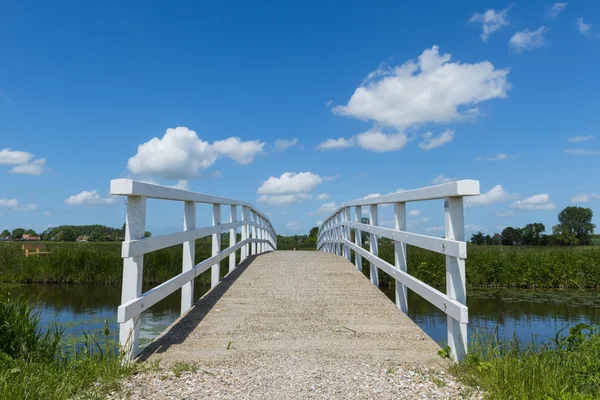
[2,282,599,348]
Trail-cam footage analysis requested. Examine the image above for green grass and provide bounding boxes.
[0,295,135,399]
[452,324,600,399]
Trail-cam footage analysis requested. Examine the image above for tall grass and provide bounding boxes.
[452,324,600,399]
[0,295,134,399]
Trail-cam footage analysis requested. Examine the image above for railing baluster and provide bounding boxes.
[251,212,257,255]
[354,206,362,271]
[369,204,379,287]
[393,202,408,313]
[211,204,221,288]
[181,201,196,315]
[242,206,249,261]
[445,197,467,362]
[229,205,237,273]
[120,195,146,361]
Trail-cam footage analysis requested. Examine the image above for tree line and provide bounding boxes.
[471,206,596,246]
[1,225,152,242]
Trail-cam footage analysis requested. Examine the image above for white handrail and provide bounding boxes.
[316,180,479,362]
[110,179,277,360]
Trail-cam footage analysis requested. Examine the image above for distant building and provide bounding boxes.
[491,233,503,245]
[76,235,89,242]
[22,234,41,241]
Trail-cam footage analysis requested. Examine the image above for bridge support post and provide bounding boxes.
[120,195,146,361]
[393,202,408,314]
[211,204,221,288]
[181,201,196,315]
[369,205,379,287]
[229,205,237,273]
[354,206,362,271]
[445,197,467,362]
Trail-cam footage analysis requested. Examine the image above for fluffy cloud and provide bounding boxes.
[316,193,330,200]
[509,27,548,53]
[576,18,592,36]
[317,137,355,151]
[212,137,265,165]
[571,193,600,203]
[333,46,509,129]
[512,194,555,210]
[273,138,298,151]
[470,7,511,42]
[257,193,312,206]
[475,153,509,161]
[565,148,600,155]
[419,129,455,150]
[9,158,47,175]
[408,210,421,217]
[568,135,594,143]
[0,198,38,211]
[286,220,300,231]
[170,180,189,190]
[468,185,518,206]
[548,3,567,18]
[65,190,118,206]
[496,210,516,218]
[355,131,408,152]
[0,148,34,165]
[127,127,264,179]
[258,172,322,195]
[431,174,455,184]
[311,202,339,215]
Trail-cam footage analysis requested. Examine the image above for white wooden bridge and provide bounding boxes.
[110,179,479,365]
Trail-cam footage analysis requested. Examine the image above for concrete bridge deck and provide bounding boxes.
[121,251,455,399]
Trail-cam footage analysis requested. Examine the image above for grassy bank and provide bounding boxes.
[452,324,600,399]
[1,241,599,288]
[0,295,134,399]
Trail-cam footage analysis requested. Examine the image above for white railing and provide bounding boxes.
[110,179,277,360]
[316,180,479,362]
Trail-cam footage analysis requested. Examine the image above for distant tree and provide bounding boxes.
[484,234,493,245]
[12,228,25,239]
[144,231,152,238]
[521,223,545,246]
[553,206,596,246]
[501,227,522,246]
[470,231,485,245]
[361,217,369,243]
[0,229,10,238]
[24,229,37,236]
[309,227,319,239]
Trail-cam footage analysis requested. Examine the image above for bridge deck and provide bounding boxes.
[132,251,447,397]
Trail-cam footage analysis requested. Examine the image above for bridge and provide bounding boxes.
[110,179,480,370]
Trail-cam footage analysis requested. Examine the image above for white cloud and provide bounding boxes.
[212,137,265,165]
[258,193,312,206]
[169,180,189,190]
[576,18,592,36]
[548,3,567,18]
[568,135,594,143]
[475,153,510,161]
[419,129,455,150]
[496,210,516,218]
[273,138,298,151]
[355,131,408,152]
[286,220,300,231]
[470,7,511,42]
[466,224,487,234]
[44,211,53,216]
[512,194,555,210]
[316,220,323,226]
[333,46,509,129]
[468,185,518,206]
[9,158,47,175]
[431,174,455,184]
[317,137,355,151]
[571,193,600,203]
[323,175,340,181]
[0,148,34,165]
[127,127,264,179]
[0,198,38,211]
[509,26,549,53]
[408,210,421,217]
[65,190,118,206]
[424,226,445,234]
[311,202,339,215]
[565,148,600,155]
[258,172,322,195]
[316,193,330,200]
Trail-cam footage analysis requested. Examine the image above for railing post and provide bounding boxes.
[336,213,341,256]
[445,197,467,362]
[251,212,257,255]
[354,206,362,271]
[343,208,351,261]
[211,204,221,288]
[120,195,146,361]
[394,202,408,313]
[181,201,196,315]
[241,206,249,261]
[259,217,264,253]
[369,204,379,287]
[229,205,237,273]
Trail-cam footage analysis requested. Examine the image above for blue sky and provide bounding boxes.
[1,0,599,237]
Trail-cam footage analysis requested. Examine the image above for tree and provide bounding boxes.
[470,231,485,245]
[501,227,522,245]
[12,228,25,239]
[24,229,37,236]
[553,206,596,245]
[309,227,319,239]
[0,229,9,238]
[521,223,545,246]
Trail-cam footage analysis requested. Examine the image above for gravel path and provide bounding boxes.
[110,251,480,399]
